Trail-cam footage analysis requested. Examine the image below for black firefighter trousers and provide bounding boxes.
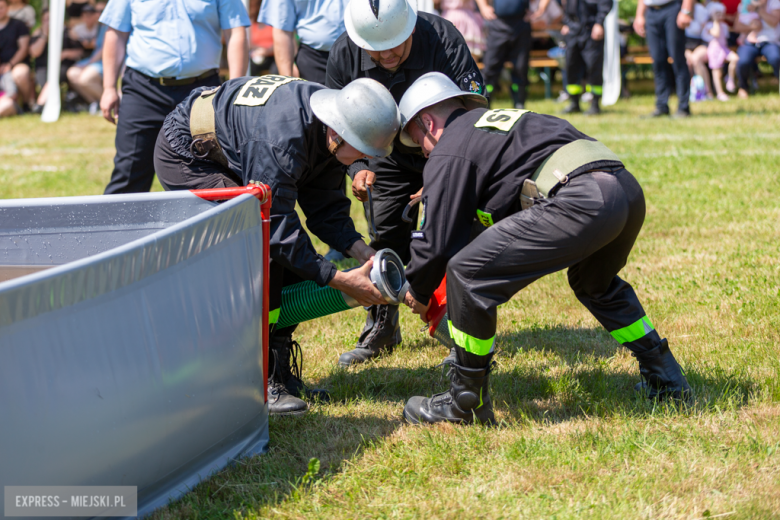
[565,32,605,97]
[446,168,663,368]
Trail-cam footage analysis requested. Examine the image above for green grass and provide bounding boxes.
[2,89,779,519]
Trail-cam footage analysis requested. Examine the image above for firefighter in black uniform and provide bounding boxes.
[396,73,691,425]
[561,0,613,114]
[326,0,485,367]
[153,76,401,416]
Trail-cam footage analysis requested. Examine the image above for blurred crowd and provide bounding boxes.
[0,0,778,120]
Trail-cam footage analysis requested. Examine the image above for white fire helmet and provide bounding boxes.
[310,78,401,158]
[344,0,418,51]
[398,72,488,147]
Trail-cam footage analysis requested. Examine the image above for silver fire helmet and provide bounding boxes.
[310,78,401,158]
[398,72,488,147]
[344,0,418,51]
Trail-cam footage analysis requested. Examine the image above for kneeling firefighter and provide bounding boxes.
[397,72,692,425]
[153,76,401,415]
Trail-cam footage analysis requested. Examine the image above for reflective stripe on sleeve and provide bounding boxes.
[610,316,654,344]
[448,320,494,356]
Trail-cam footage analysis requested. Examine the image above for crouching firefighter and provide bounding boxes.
[396,72,692,425]
[153,76,401,415]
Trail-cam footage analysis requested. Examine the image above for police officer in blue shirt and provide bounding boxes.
[99,0,250,194]
[258,0,347,84]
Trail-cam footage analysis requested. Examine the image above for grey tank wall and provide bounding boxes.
[0,192,269,519]
[0,192,217,267]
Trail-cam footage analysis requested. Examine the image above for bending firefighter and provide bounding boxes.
[153,76,401,415]
[397,73,692,425]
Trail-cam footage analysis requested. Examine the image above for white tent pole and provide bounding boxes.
[601,0,621,106]
[41,0,66,122]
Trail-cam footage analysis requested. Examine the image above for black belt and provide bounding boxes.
[134,68,219,87]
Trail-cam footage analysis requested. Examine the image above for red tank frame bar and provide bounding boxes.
[191,184,272,404]
[426,275,448,338]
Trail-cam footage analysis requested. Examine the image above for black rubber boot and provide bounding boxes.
[561,95,581,114]
[267,347,308,416]
[338,304,401,366]
[403,354,495,425]
[585,95,601,115]
[631,338,693,401]
[270,335,329,408]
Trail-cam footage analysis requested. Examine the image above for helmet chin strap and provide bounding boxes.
[414,115,438,146]
[327,132,345,156]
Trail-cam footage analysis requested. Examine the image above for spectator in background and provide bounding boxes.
[66,2,106,114]
[8,0,34,29]
[685,0,713,99]
[99,0,249,194]
[560,0,613,114]
[258,0,347,84]
[476,0,532,109]
[70,3,101,50]
[735,0,780,98]
[440,0,486,59]
[28,8,85,111]
[530,0,564,30]
[66,0,93,27]
[704,1,739,99]
[634,0,694,117]
[249,21,275,75]
[0,0,31,117]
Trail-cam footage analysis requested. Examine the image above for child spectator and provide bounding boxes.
[66,2,105,114]
[685,0,714,99]
[7,0,34,29]
[735,0,779,98]
[0,0,30,117]
[703,2,740,99]
[440,0,486,58]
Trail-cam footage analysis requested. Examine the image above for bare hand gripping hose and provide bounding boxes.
[276,249,409,329]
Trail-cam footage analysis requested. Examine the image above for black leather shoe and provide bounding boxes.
[672,108,691,118]
[585,97,601,115]
[404,355,495,425]
[643,107,670,118]
[338,304,401,366]
[631,339,693,401]
[561,97,581,114]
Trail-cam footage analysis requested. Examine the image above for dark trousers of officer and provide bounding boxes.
[446,168,662,368]
[154,130,298,341]
[351,152,425,264]
[105,67,220,194]
[481,16,531,106]
[295,44,330,84]
[645,1,690,112]
[565,33,605,96]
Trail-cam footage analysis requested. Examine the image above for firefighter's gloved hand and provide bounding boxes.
[329,257,386,307]
[352,169,376,202]
[403,291,431,322]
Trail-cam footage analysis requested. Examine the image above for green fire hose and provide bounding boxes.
[276,249,408,329]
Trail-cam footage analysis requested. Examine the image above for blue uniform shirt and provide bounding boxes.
[258,0,346,51]
[100,0,250,79]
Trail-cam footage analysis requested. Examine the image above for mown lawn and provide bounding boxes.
[1,88,779,519]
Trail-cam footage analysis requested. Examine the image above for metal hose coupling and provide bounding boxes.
[276,248,409,329]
